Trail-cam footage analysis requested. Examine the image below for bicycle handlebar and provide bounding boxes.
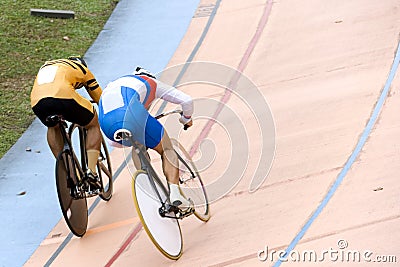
[154,109,190,131]
[154,109,183,119]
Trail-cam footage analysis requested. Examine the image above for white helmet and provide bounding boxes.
[133,66,156,79]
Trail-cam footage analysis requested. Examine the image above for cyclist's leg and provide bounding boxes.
[83,111,102,174]
[47,124,64,157]
[151,130,192,208]
[32,97,64,157]
[152,131,179,184]
[140,110,178,184]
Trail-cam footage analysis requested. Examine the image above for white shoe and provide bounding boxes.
[170,194,192,211]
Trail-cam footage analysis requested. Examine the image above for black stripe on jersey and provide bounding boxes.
[86,79,99,91]
[69,60,87,75]
[54,59,77,69]
[87,84,99,91]
[74,82,84,89]
[40,59,87,75]
[41,60,73,69]
[87,79,96,85]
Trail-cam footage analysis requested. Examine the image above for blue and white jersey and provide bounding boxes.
[98,74,193,148]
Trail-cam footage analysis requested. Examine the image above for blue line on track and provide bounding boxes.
[273,40,400,266]
[156,0,222,114]
[87,153,129,215]
[44,234,73,267]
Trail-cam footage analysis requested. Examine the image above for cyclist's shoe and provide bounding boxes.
[86,170,101,191]
[170,194,193,212]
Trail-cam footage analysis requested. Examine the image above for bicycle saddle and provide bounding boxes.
[114,129,132,141]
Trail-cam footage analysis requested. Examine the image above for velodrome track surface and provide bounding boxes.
[3,0,400,266]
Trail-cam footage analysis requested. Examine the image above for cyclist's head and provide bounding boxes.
[68,56,88,68]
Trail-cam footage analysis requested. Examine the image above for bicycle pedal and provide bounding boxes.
[177,207,195,219]
[170,199,194,218]
[168,204,180,213]
[86,189,100,198]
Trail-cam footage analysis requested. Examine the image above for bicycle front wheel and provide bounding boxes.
[132,170,183,260]
[172,138,210,222]
[55,150,88,237]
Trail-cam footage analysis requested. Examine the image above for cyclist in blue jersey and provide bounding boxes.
[98,67,193,210]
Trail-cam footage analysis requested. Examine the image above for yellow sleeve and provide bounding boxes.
[84,69,102,103]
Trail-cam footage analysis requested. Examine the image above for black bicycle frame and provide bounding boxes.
[72,125,89,176]
[57,121,85,187]
[131,140,168,204]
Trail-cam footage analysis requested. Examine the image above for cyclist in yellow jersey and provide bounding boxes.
[30,56,102,188]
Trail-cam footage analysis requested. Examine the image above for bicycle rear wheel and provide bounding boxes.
[55,150,88,237]
[172,138,210,222]
[132,170,183,260]
[98,137,113,201]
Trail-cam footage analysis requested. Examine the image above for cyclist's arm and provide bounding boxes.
[155,80,193,118]
[84,70,102,104]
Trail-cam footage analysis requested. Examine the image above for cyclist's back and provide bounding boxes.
[31,58,101,114]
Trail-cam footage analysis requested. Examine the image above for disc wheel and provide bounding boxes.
[132,171,183,260]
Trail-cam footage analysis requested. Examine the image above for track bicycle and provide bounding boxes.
[115,110,210,260]
[48,114,113,237]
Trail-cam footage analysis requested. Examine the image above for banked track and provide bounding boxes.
[25,0,400,266]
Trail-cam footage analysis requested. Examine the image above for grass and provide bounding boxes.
[0,0,118,158]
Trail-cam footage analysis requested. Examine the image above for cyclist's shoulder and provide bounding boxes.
[41,58,92,76]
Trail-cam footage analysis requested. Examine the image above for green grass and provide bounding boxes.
[0,0,118,158]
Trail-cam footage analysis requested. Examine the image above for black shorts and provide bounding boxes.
[32,97,95,127]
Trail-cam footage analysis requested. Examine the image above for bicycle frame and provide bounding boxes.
[134,140,184,215]
[52,115,99,199]
[132,140,168,204]
[73,125,89,177]
[56,120,85,190]
[131,138,194,219]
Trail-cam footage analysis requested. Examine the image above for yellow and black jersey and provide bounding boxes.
[30,58,102,111]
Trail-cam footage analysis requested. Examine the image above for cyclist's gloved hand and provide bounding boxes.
[179,115,193,129]
[134,66,156,79]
